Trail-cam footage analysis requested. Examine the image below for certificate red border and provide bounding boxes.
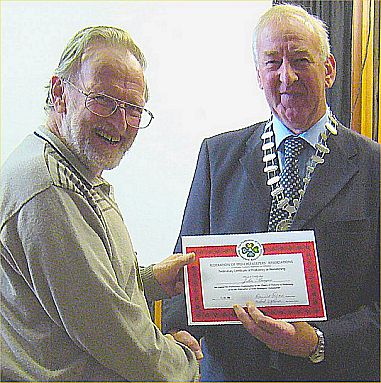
[185,241,326,324]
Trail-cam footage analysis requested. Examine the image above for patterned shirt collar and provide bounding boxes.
[35,126,107,188]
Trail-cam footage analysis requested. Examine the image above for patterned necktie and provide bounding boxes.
[268,136,305,231]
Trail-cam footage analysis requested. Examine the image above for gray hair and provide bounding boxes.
[45,25,148,111]
[252,3,331,66]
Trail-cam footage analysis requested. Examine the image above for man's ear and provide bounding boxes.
[50,76,66,113]
[324,54,336,89]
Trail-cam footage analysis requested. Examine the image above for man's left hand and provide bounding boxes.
[233,301,318,358]
[153,253,195,297]
[165,331,204,361]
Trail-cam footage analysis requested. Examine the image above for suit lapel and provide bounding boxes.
[235,123,359,232]
[239,123,273,231]
[293,128,359,230]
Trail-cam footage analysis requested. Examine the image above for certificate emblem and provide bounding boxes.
[236,240,264,260]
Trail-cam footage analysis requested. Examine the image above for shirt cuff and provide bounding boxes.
[140,264,170,302]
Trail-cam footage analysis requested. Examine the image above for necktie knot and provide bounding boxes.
[284,136,305,162]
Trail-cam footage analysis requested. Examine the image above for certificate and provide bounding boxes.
[183,231,326,325]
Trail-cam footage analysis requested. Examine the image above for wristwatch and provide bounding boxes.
[308,327,325,363]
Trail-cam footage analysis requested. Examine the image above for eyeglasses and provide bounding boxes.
[63,79,154,129]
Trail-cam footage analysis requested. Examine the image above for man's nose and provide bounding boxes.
[279,61,298,85]
[113,105,130,131]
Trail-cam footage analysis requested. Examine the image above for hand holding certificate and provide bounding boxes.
[233,301,320,358]
[183,231,326,325]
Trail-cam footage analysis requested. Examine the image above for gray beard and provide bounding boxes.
[73,135,124,173]
[62,115,128,176]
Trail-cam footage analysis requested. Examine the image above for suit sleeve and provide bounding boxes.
[307,141,380,379]
[162,139,211,338]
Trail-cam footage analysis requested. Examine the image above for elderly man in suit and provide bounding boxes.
[162,4,380,382]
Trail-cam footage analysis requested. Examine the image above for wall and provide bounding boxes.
[1,0,271,265]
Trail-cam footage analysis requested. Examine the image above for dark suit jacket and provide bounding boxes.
[162,121,380,381]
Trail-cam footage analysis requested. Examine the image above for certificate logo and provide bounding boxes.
[236,240,264,260]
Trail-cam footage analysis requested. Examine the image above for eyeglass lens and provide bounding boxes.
[85,93,152,128]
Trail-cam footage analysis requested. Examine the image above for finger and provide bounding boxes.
[233,304,273,341]
[246,301,262,323]
[233,304,256,327]
[173,252,196,268]
[233,303,264,330]
[172,330,197,347]
[172,331,203,360]
[246,302,289,335]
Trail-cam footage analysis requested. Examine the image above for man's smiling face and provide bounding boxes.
[59,43,146,176]
[256,19,336,134]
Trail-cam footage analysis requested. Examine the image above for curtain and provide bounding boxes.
[351,0,380,141]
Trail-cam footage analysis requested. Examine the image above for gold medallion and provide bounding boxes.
[276,218,293,231]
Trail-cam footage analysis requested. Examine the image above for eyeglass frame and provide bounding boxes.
[62,79,154,129]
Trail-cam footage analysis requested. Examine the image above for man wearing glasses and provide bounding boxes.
[0,26,201,381]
